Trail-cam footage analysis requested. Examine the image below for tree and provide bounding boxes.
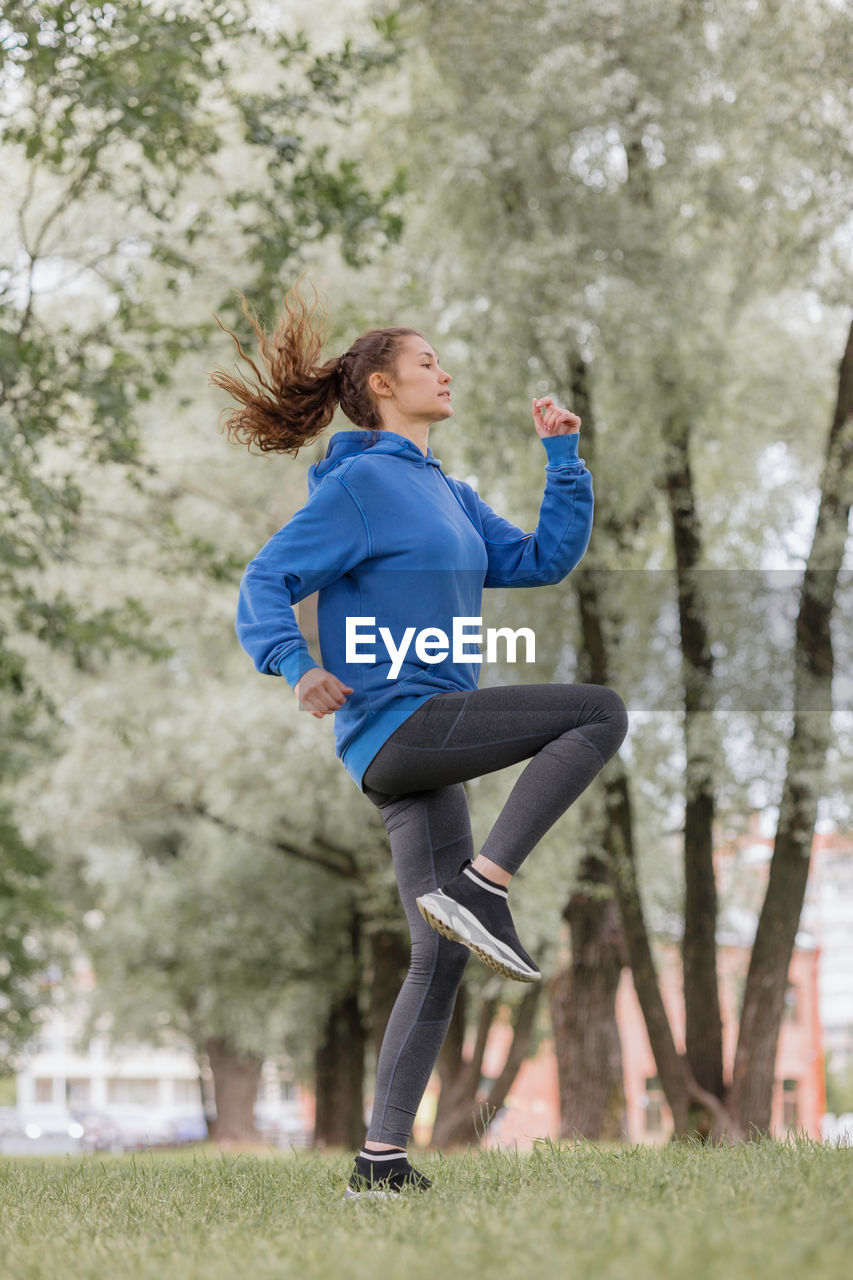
[1,0,404,720]
[0,805,66,1059]
[730,318,853,1131]
[1,0,237,1058]
[549,842,629,1141]
[377,0,851,1138]
[1,0,405,1114]
[431,978,543,1148]
[22,637,385,1140]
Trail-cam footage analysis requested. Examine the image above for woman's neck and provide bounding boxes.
[378,414,431,457]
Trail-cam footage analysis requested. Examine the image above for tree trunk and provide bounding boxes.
[204,1036,263,1145]
[366,925,410,1064]
[569,353,691,1136]
[431,981,472,1138]
[604,765,690,1132]
[730,316,853,1134]
[548,351,629,1141]
[430,989,498,1147]
[550,854,628,1140]
[313,913,366,1149]
[431,986,543,1148]
[567,349,738,1140]
[662,410,724,1107]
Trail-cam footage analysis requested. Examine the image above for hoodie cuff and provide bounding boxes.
[274,648,321,690]
[541,432,580,466]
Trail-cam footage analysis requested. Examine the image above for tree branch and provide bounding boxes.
[176,803,360,880]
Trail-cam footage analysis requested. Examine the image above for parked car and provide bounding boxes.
[69,1109,125,1153]
[0,1105,211,1155]
[87,1106,195,1151]
[0,1107,87,1155]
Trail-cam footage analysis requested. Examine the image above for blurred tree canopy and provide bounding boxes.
[0,0,404,1061]
[1,0,404,714]
[384,0,851,1137]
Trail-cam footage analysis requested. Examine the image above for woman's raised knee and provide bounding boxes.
[589,684,629,753]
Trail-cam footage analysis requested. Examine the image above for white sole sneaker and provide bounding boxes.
[416,889,541,983]
[342,1185,393,1201]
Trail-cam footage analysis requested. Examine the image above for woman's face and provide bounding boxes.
[373,334,453,425]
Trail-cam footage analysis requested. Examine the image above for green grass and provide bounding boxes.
[1,1138,851,1280]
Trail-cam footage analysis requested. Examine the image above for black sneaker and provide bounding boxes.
[343,1148,432,1201]
[416,861,541,983]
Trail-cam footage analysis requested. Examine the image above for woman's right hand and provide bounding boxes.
[294,667,354,718]
[532,396,581,437]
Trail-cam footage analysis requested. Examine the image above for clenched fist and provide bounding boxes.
[294,667,354,718]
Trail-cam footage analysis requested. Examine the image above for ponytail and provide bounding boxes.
[211,285,340,455]
[211,282,423,455]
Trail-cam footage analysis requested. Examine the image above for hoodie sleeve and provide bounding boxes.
[475,432,593,588]
[236,476,371,687]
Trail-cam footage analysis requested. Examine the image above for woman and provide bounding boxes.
[212,286,628,1197]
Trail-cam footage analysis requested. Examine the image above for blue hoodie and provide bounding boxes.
[236,428,593,792]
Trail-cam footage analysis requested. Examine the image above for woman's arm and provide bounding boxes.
[236,476,369,686]
[469,400,592,587]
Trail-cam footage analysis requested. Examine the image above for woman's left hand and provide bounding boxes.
[532,396,581,438]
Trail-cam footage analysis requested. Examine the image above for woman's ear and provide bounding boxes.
[368,369,393,399]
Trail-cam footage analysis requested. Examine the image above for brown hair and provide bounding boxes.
[210,283,422,455]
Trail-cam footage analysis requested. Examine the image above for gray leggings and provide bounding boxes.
[361,681,628,1145]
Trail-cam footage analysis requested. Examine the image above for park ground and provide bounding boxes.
[1,1137,851,1280]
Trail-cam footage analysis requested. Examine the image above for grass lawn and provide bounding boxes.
[1,1137,850,1280]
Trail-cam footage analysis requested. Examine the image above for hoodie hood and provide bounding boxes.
[308,429,443,493]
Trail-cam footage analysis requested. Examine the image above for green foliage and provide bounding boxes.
[75,822,361,1067]
[825,1055,853,1118]
[393,0,850,489]
[0,0,408,1066]
[0,2,229,169]
[1,0,407,717]
[220,23,407,312]
[1,1,234,725]
[363,0,853,1109]
[384,0,851,823]
[0,802,67,1055]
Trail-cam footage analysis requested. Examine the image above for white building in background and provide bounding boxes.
[6,953,308,1153]
[15,1011,205,1118]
